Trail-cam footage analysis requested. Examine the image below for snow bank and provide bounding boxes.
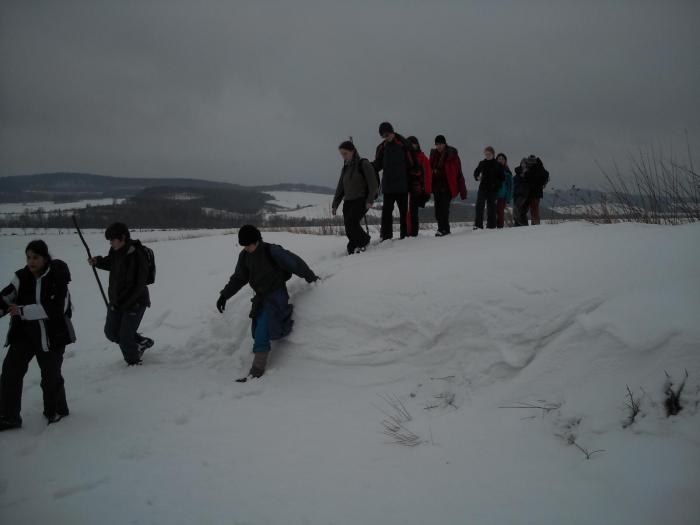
[0,223,698,524]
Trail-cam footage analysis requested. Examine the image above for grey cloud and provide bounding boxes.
[1,0,698,189]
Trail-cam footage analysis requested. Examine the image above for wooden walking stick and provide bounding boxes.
[72,215,109,309]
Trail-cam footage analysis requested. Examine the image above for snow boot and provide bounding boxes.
[46,413,66,425]
[236,352,268,382]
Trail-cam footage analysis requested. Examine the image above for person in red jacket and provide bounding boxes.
[405,136,432,237]
[428,135,468,236]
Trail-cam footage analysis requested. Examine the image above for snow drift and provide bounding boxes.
[0,222,698,525]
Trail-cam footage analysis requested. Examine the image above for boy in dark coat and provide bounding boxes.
[89,223,152,365]
[0,240,75,430]
[372,122,415,241]
[216,225,319,381]
[473,146,505,229]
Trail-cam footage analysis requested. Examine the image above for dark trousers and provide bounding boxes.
[529,198,541,225]
[342,199,371,254]
[497,198,507,228]
[513,194,530,226]
[475,189,498,229]
[0,342,68,422]
[105,305,146,363]
[433,191,453,233]
[381,192,408,240]
[407,193,420,237]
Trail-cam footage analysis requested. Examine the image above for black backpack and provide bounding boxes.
[133,240,156,285]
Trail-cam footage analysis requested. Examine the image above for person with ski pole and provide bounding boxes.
[0,240,75,431]
[332,140,378,255]
[88,223,154,366]
[216,225,319,382]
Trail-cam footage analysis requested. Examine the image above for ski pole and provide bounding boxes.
[72,215,109,309]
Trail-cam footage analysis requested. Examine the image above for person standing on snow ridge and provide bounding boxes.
[0,240,75,431]
[496,153,514,228]
[372,122,414,241]
[216,225,319,382]
[405,136,432,237]
[525,155,549,225]
[473,146,505,230]
[513,155,550,226]
[332,141,379,255]
[428,135,468,237]
[88,222,153,366]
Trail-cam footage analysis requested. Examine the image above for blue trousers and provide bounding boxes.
[252,307,271,353]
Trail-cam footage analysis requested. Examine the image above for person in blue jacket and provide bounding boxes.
[496,153,514,228]
[216,225,319,381]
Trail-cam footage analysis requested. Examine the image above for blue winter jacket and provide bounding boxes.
[497,167,513,203]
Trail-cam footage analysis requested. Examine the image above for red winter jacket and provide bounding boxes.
[428,146,468,200]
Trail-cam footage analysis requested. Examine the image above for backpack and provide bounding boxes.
[133,240,156,285]
[264,244,293,282]
[357,158,380,200]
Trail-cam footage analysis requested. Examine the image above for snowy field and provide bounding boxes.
[0,199,125,216]
[0,222,699,524]
[263,190,416,220]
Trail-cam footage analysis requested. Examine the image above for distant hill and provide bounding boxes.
[0,172,245,203]
[250,183,335,195]
[0,173,336,203]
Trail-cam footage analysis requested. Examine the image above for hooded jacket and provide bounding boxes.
[372,134,414,194]
[333,155,379,209]
[428,146,468,200]
[95,240,151,311]
[0,259,76,351]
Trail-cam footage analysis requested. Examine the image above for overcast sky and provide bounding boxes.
[1,0,698,189]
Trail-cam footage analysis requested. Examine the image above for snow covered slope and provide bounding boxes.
[0,223,698,524]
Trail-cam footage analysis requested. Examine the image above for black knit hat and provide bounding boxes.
[378,122,394,136]
[434,135,447,145]
[238,225,262,246]
[105,222,130,241]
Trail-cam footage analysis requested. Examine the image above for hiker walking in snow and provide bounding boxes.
[372,122,414,241]
[473,146,505,229]
[496,153,514,228]
[88,223,154,366]
[406,136,432,237]
[332,141,379,255]
[216,225,319,382]
[0,241,75,430]
[513,155,549,226]
[428,135,468,236]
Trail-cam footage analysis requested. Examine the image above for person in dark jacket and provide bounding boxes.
[428,135,468,236]
[89,223,152,365]
[0,240,75,430]
[332,141,378,254]
[372,122,414,241]
[426,135,467,237]
[513,155,549,226]
[473,146,505,229]
[496,153,514,228]
[405,136,432,237]
[216,225,319,381]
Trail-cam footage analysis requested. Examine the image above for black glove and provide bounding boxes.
[216,295,227,313]
[306,275,320,283]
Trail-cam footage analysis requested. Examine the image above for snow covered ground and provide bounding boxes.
[0,222,699,524]
[0,198,125,216]
[263,190,418,220]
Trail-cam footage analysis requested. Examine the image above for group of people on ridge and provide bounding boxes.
[0,123,550,431]
[332,122,550,254]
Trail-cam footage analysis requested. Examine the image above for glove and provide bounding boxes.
[306,275,320,284]
[216,295,227,313]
